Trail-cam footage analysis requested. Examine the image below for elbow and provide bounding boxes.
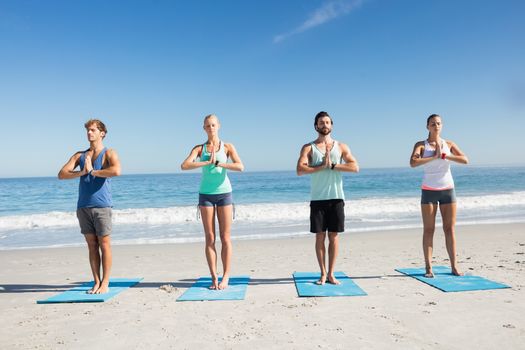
[354,165,360,173]
[409,160,417,168]
[114,169,122,177]
[463,157,469,165]
[57,170,67,180]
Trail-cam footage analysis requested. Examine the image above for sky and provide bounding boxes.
[1,0,524,178]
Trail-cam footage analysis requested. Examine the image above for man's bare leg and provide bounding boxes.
[84,234,101,294]
[94,235,112,294]
[421,203,438,278]
[315,232,327,285]
[217,205,232,290]
[440,203,463,276]
[201,206,219,289]
[327,232,340,284]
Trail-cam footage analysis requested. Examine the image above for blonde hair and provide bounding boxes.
[203,114,219,124]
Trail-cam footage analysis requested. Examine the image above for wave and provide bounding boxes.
[1,191,524,232]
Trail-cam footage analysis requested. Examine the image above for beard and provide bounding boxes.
[317,126,331,135]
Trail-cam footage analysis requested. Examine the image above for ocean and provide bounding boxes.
[1,166,524,249]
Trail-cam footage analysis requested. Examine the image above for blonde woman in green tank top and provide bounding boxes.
[181,114,244,290]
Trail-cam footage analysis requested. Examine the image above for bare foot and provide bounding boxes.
[315,275,327,285]
[424,268,434,278]
[327,275,341,285]
[209,277,219,290]
[95,281,110,294]
[451,266,463,276]
[218,276,229,290]
[87,282,100,294]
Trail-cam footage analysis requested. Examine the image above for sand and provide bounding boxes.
[1,223,524,349]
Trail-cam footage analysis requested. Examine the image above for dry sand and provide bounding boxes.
[1,223,524,349]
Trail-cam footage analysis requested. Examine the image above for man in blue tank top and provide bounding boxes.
[296,111,359,285]
[58,119,121,294]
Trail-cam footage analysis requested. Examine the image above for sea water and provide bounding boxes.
[1,166,524,249]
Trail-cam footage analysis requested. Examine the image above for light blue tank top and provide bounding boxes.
[309,141,345,201]
[77,148,112,208]
[199,141,232,195]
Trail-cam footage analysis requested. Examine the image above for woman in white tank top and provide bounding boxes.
[410,114,469,278]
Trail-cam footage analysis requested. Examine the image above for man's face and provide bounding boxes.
[315,116,332,135]
[86,124,104,142]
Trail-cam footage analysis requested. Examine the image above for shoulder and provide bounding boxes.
[192,144,204,151]
[413,140,425,148]
[223,142,236,151]
[301,143,313,152]
[445,140,456,147]
[336,141,350,151]
[105,148,119,157]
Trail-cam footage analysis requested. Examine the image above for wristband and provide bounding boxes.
[441,153,446,160]
[331,163,336,170]
[215,160,219,167]
[88,169,94,177]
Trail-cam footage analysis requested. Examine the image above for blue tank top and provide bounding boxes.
[77,148,113,208]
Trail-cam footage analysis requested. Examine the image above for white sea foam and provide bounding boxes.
[1,191,524,232]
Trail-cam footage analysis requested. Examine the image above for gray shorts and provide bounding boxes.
[421,189,456,205]
[76,207,112,236]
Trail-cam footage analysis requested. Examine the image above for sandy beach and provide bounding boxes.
[1,222,524,349]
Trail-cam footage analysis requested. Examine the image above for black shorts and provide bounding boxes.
[310,199,345,233]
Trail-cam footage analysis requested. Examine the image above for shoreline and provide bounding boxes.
[1,222,524,349]
[2,219,525,251]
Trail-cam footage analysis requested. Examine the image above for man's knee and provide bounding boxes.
[97,235,111,249]
[423,228,435,235]
[316,233,326,243]
[85,235,99,249]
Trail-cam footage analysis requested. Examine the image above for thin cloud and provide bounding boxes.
[274,0,364,43]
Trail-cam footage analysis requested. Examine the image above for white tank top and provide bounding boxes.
[309,141,345,200]
[421,139,454,190]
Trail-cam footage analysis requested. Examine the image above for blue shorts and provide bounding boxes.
[198,192,233,207]
[421,189,456,205]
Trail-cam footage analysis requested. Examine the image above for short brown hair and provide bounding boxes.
[84,119,107,138]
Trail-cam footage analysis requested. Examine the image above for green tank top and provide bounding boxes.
[309,141,345,201]
[199,141,233,195]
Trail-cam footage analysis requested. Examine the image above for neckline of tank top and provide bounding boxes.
[311,140,338,152]
[424,138,447,148]
[203,140,222,153]
[84,147,107,163]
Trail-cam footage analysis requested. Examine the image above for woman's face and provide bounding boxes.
[427,116,442,134]
[203,116,220,136]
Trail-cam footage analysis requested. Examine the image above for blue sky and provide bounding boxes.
[1,0,524,177]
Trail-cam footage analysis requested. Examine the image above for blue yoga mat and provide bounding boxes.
[36,278,143,304]
[293,271,367,297]
[177,276,250,301]
[396,266,510,292]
